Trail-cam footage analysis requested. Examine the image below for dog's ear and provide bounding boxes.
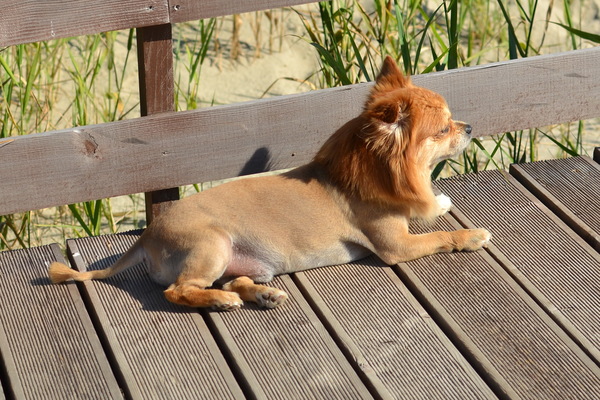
[369,100,401,124]
[366,92,410,125]
[376,56,410,88]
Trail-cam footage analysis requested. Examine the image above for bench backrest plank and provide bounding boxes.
[0,0,170,46]
[2,45,600,216]
[170,0,319,23]
[0,0,318,46]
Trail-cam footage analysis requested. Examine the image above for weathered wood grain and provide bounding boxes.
[1,47,600,215]
[0,245,122,399]
[0,0,169,46]
[168,0,319,23]
[67,232,245,400]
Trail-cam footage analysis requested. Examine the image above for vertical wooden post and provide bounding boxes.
[137,23,180,224]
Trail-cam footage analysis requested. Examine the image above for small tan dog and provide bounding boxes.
[49,57,491,311]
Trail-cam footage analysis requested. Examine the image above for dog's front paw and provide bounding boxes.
[436,194,453,216]
[256,287,288,309]
[455,229,491,252]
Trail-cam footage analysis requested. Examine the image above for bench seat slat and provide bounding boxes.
[510,156,600,251]
[205,274,373,400]
[397,214,600,399]
[67,232,245,400]
[436,170,600,367]
[295,258,497,399]
[0,245,122,399]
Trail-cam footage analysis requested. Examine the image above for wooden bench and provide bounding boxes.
[1,1,599,399]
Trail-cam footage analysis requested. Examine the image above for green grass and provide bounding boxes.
[1,0,599,250]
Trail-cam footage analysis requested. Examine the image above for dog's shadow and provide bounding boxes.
[238,147,273,176]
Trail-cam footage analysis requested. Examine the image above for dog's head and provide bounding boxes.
[315,56,471,219]
[364,56,472,169]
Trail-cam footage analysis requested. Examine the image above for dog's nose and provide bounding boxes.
[465,124,472,136]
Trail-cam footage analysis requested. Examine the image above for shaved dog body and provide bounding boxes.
[49,57,490,311]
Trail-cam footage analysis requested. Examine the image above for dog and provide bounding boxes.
[49,56,491,311]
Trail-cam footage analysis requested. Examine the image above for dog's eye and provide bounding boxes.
[440,126,450,134]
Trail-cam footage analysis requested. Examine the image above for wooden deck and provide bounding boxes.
[1,155,599,400]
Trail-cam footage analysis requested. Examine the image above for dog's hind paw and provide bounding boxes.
[213,294,244,311]
[256,287,289,309]
[435,194,453,216]
[223,276,288,309]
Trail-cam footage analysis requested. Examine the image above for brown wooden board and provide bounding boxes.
[169,0,319,23]
[435,170,600,365]
[66,231,244,400]
[0,245,121,399]
[396,216,600,400]
[205,275,372,400]
[0,83,369,216]
[136,23,180,221]
[510,157,600,251]
[294,257,498,399]
[2,47,600,216]
[0,0,169,46]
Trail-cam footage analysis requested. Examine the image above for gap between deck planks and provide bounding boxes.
[67,233,244,400]
[510,156,600,251]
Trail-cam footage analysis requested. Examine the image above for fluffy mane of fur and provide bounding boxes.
[313,56,439,219]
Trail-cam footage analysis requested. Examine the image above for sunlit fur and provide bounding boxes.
[314,56,470,220]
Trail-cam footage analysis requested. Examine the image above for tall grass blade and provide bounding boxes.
[310,42,352,85]
[496,0,525,59]
[552,22,600,43]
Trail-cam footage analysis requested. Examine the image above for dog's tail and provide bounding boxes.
[48,241,144,284]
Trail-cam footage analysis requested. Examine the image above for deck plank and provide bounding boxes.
[510,156,600,250]
[67,232,244,400]
[397,215,600,399]
[205,275,373,400]
[435,170,600,366]
[0,245,122,399]
[295,257,498,399]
